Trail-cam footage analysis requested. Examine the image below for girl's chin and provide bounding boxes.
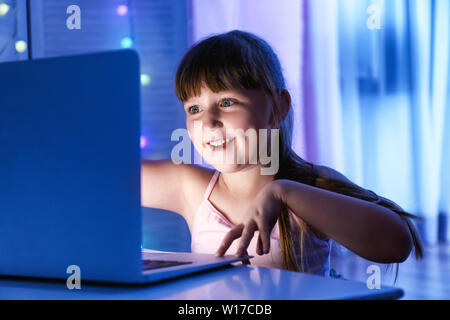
[203,155,257,172]
[199,144,258,170]
[210,163,242,172]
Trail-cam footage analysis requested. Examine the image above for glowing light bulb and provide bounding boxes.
[140,74,151,86]
[117,5,128,16]
[121,37,133,48]
[15,41,27,53]
[0,3,10,16]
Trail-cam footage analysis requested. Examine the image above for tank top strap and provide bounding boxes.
[202,170,220,201]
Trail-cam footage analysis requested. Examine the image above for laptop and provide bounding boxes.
[0,50,251,284]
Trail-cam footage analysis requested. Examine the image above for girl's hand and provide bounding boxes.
[215,180,284,258]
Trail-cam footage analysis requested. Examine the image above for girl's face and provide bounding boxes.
[183,84,274,173]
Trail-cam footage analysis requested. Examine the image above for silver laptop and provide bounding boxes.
[0,50,250,284]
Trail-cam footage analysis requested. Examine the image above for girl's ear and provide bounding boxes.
[269,89,291,127]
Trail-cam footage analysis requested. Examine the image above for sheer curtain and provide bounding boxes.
[303,0,450,244]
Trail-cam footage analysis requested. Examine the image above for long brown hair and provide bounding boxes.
[174,30,423,276]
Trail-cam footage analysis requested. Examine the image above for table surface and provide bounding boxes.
[0,264,403,300]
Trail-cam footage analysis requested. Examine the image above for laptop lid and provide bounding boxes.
[0,50,143,283]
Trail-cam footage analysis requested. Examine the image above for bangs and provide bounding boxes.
[175,32,271,102]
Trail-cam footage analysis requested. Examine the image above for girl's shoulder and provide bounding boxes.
[182,164,216,188]
[141,161,213,218]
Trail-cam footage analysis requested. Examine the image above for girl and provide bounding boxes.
[141,30,423,277]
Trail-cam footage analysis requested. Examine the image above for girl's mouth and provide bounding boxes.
[207,137,235,151]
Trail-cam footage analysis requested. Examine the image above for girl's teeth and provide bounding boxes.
[210,138,234,147]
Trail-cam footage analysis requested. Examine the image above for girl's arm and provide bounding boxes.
[273,179,413,263]
[141,160,190,216]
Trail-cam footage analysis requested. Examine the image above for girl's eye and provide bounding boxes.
[221,99,235,108]
[188,106,201,114]
[187,98,235,114]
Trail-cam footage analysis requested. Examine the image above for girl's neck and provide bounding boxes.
[217,166,275,201]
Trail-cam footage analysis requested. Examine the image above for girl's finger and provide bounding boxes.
[216,224,244,257]
[241,250,251,265]
[258,226,270,254]
[236,222,257,257]
[256,234,263,255]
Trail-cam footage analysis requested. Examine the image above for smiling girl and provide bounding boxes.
[141,30,423,276]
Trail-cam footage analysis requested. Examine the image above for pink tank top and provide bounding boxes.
[190,170,331,275]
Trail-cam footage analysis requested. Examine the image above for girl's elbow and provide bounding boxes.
[371,225,413,263]
[389,228,413,263]
[381,208,414,263]
[370,239,411,264]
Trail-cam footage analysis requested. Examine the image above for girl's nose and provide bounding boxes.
[203,109,223,129]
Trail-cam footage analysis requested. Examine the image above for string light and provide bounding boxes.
[140,136,148,149]
[120,37,133,48]
[140,74,151,86]
[0,3,10,16]
[15,40,27,53]
[117,5,128,16]
[120,1,135,50]
[0,1,17,59]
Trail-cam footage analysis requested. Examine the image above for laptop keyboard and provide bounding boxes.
[142,259,192,271]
